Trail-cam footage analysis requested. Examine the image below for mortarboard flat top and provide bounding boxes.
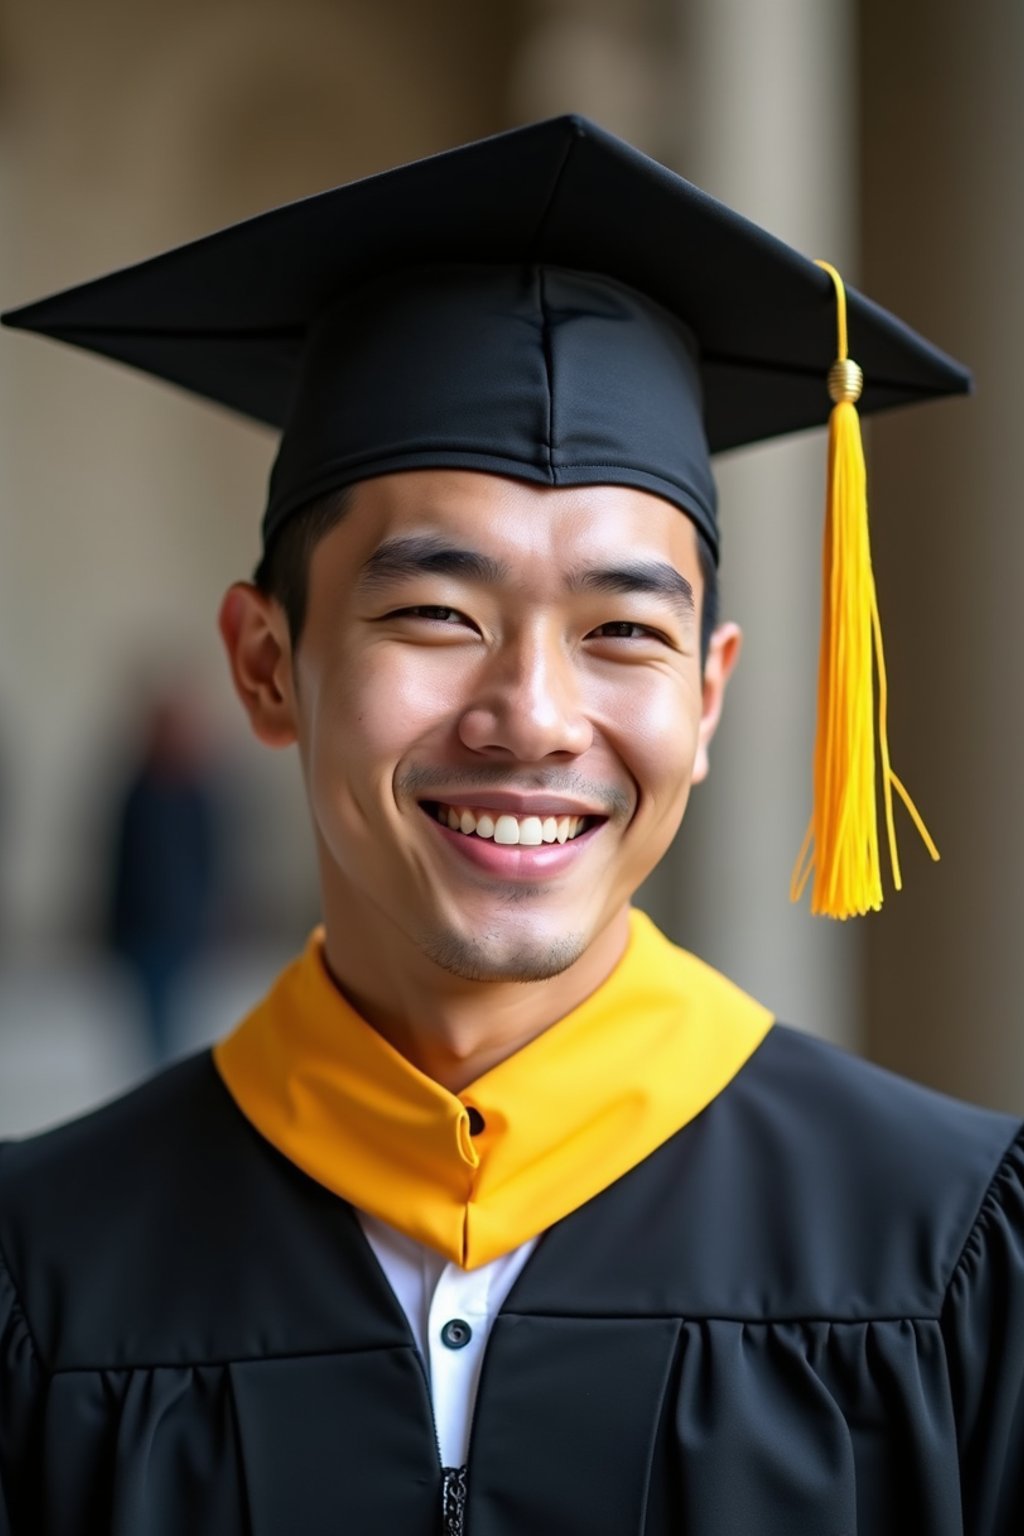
[1,113,969,484]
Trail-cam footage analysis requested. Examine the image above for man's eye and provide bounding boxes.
[393,605,467,624]
[589,621,663,641]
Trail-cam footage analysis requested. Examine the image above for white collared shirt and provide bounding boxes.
[358,1211,538,1468]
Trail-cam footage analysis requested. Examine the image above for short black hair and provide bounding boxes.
[254,487,720,665]
[253,487,354,642]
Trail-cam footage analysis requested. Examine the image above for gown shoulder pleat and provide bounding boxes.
[0,1184,42,1536]
[941,1128,1024,1536]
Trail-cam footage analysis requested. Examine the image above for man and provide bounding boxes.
[106,688,219,1063]
[1,117,1021,1535]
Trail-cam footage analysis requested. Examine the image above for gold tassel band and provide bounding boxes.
[827,358,863,405]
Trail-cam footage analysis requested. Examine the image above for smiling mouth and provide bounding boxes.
[422,802,601,846]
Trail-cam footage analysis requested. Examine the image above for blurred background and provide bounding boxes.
[0,0,1020,1134]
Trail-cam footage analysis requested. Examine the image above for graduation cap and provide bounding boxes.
[1,114,970,918]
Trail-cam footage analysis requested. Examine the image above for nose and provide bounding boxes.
[457,623,594,761]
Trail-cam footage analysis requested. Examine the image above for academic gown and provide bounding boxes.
[1,1023,1022,1536]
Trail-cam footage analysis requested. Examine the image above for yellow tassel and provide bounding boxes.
[790,261,939,919]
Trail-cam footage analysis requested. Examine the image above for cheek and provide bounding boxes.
[593,668,701,807]
[303,643,470,821]
[594,670,703,893]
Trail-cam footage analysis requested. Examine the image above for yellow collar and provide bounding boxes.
[214,909,773,1270]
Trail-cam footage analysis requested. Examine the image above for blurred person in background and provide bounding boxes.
[106,687,218,1062]
[0,118,1021,1535]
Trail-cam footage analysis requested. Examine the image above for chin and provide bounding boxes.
[419,922,590,985]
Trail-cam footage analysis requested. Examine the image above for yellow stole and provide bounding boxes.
[214,908,773,1270]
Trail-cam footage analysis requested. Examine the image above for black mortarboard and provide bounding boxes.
[2,115,971,916]
[2,114,967,558]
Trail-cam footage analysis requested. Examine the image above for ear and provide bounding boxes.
[217,583,299,748]
[691,621,742,785]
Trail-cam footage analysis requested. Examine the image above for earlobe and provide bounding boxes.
[217,583,299,748]
[691,621,742,785]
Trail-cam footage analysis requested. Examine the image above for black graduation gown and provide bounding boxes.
[1,1023,1022,1535]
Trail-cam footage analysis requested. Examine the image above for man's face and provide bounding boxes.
[228,470,738,984]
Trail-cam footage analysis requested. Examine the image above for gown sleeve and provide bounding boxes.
[0,1241,42,1536]
[942,1126,1024,1536]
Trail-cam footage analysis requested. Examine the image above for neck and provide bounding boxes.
[319,898,631,1093]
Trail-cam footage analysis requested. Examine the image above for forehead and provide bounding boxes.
[314,469,702,582]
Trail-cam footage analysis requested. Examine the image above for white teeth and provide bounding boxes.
[435,804,590,845]
[493,814,520,845]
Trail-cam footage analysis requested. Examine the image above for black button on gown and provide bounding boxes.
[1,1025,1022,1535]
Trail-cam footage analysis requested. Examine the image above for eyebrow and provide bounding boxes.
[356,535,508,591]
[566,560,696,622]
[356,535,695,622]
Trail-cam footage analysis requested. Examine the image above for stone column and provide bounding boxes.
[861,2,1024,1111]
[640,0,861,1046]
